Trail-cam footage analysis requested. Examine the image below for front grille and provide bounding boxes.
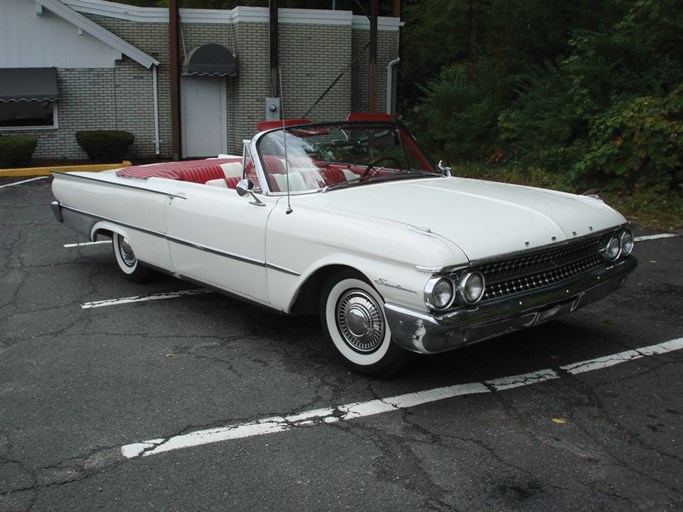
[466,234,607,303]
[482,254,603,300]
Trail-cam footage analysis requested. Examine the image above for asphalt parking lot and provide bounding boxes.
[1,176,682,511]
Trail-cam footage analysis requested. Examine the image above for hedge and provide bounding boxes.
[0,135,38,168]
[76,130,134,161]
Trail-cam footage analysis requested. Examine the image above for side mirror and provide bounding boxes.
[236,178,254,197]
[437,160,452,177]
[236,179,266,207]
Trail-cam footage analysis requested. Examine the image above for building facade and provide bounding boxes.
[0,0,401,160]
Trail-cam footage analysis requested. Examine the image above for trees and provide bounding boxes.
[404,0,682,191]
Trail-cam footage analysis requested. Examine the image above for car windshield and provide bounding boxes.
[255,122,438,193]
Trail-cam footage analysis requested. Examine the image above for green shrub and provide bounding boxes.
[0,135,38,168]
[414,61,509,161]
[75,130,134,161]
[572,84,682,190]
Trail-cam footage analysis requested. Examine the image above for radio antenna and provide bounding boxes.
[279,67,293,215]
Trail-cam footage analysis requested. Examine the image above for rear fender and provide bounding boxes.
[90,221,129,242]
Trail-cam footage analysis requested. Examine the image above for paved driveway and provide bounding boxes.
[1,177,682,511]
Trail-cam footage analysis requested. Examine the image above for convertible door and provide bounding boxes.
[166,183,277,304]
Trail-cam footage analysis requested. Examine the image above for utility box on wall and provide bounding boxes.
[265,97,281,121]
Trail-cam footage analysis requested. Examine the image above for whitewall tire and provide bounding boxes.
[112,233,152,283]
[320,270,407,377]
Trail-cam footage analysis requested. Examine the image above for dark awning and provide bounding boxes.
[0,67,59,103]
[182,44,237,77]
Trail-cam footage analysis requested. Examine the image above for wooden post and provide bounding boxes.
[369,0,378,113]
[270,0,279,98]
[169,0,181,160]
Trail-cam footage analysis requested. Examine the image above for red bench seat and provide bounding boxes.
[116,158,242,183]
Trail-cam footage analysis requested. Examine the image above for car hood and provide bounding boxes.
[304,177,626,261]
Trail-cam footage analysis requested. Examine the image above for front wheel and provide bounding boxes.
[112,233,152,283]
[320,270,407,377]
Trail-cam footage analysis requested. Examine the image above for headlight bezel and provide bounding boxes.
[456,271,486,306]
[424,276,455,310]
[604,234,622,262]
[424,271,486,311]
[603,228,635,263]
[619,229,634,256]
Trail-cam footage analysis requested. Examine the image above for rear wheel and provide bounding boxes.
[112,233,152,283]
[320,270,407,377]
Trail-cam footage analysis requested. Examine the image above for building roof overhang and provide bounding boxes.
[35,0,159,69]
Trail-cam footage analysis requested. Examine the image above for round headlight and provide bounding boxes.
[425,277,454,310]
[457,271,485,305]
[605,235,621,262]
[620,229,634,256]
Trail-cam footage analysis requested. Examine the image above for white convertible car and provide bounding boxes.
[52,113,637,376]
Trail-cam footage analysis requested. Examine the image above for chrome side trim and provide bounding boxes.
[59,203,167,240]
[52,171,186,200]
[167,236,265,268]
[55,203,301,277]
[266,263,300,277]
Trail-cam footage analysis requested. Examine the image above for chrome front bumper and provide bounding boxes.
[384,256,637,354]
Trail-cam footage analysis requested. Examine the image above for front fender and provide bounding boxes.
[265,202,469,313]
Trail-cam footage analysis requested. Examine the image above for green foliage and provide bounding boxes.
[0,135,38,168]
[413,61,509,161]
[497,62,587,171]
[409,0,683,193]
[398,0,471,114]
[75,130,135,162]
[480,0,623,72]
[573,84,683,189]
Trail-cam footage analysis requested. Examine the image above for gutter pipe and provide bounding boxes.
[386,57,400,115]
[152,65,160,155]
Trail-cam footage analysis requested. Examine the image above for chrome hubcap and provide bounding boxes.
[119,237,136,267]
[336,290,385,353]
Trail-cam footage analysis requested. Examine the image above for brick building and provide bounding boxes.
[0,0,401,160]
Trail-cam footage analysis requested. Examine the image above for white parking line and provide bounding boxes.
[64,240,112,248]
[120,336,683,459]
[635,233,678,242]
[0,176,48,189]
[81,289,211,309]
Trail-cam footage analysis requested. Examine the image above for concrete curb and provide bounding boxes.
[0,161,132,178]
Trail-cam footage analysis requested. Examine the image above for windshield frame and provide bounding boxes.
[251,120,439,196]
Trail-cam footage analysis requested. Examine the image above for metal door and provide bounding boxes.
[181,76,227,158]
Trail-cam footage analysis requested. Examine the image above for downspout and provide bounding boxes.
[152,65,160,156]
[386,57,400,115]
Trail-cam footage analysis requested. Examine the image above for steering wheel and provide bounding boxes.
[360,156,402,180]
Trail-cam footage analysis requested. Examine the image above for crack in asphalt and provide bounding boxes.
[564,363,683,493]
[341,420,458,511]
[0,445,128,504]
